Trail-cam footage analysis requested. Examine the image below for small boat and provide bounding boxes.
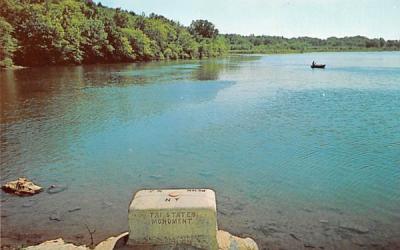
[311,62,326,69]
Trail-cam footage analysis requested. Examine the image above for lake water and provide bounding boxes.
[1,52,400,249]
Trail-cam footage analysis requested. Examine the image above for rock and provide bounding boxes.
[74,234,84,239]
[218,210,228,216]
[351,238,365,246]
[339,223,369,234]
[47,184,68,194]
[217,230,259,250]
[102,201,113,207]
[289,233,301,241]
[148,174,162,180]
[49,211,62,221]
[95,232,129,250]
[22,200,37,208]
[304,242,316,248]
[303,208,313,213]
[23,231,259,250]
[1,177,43,196]
[257,225,281,236]
[23,238,88,250]
[199,172,213,178]
[68,207,81,213]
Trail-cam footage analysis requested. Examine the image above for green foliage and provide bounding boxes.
[80,18,109,63]
[225,34,400,54]
[13,3,66,65]
[121,28,154,60]
[177,29,199,59]
[0,16,17,67]
[0,0,227,67]
[189,19,219,39]
[198,36,228,58]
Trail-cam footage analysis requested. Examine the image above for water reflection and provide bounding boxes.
[0,57,249,177]
[1,58,246,125]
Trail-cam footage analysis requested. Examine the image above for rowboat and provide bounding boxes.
[311,63,326,69]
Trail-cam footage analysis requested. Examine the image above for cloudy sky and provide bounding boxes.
[96,0,400,39]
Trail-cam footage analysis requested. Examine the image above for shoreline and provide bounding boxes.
[229,48,400,54]
[0,65,27,70]
[2,49,400,71]
[1,50,399,70]
[2,226,400,250]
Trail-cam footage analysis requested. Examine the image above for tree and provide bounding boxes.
[177,29,198,59]
[121,28,154,60]
[189,19,218,39]
[13,3,65,66]
[81,18,109,63]
[0,17,17,67]
[56,0,86,64]
[1,0,229,66]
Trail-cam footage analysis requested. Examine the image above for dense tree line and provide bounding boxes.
[1,0,398,68]
[0,0,228,67]
[224,34,400,54]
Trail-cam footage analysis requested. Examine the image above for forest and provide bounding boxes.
[1,0,399,68]
[224,34,400,54]
[0,0,228,67]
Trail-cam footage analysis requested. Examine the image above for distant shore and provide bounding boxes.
[229,48,400,54]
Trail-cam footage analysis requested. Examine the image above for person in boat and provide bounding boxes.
[312,61,315,67]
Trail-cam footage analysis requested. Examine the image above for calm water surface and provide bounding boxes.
[1,52,400,249]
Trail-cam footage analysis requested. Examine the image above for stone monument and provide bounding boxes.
[23,188,258,250]
[128,189,218,249]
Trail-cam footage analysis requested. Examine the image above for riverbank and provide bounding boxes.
[0,65,27,70]
[21,230,258,250]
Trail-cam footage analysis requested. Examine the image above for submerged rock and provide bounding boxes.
[198,172,213,178]
[102,200,113,208]
[47,184,68,194]
[49,211,62,221]
[148,174,162,180]
[304,242,316,248]
[339,223,369,234]
[289,233,301,241]
[1,177,43,196]
[22,200,37,208]
[68,207,81,213]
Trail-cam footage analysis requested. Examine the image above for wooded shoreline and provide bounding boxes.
[1,0,399,69]
[225,34,400,54]
[0,0,227,68]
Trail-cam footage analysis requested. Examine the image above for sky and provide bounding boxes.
[96,0,400,40]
